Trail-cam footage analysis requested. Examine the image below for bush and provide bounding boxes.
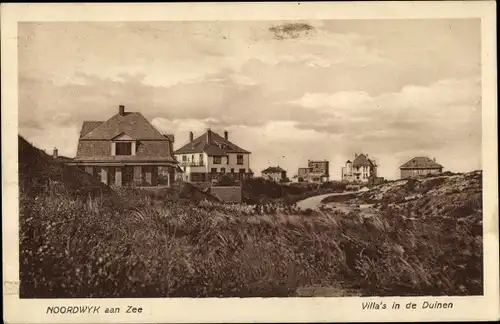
[18,137,484,297]
[20,182,483,297]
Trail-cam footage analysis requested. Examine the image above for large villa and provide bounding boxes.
[64,105,178,187]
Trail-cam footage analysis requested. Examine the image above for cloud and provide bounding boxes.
[291,91,374,110]
[17,20,482,180]
[290,77,481,124]
[151,117,335,176]
[288,76,482,176]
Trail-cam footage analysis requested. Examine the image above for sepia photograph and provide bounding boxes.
[2,2,498,323]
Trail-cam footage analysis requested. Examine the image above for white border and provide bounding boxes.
[2,2,498,323]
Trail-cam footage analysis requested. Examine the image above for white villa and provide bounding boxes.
[341,153,378,183]
[173,129,253,183]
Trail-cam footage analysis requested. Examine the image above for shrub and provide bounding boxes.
[18,137,484,297]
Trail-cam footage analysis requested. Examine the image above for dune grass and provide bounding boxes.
[19,176,483,298]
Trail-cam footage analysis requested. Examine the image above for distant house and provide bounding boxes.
[65,105,178,187]
[341,153,378,183]
[51,147,73,163]
[297,160,329,183]
[261,166,287,182]
[400,156,443,179]
[174,129,253,183]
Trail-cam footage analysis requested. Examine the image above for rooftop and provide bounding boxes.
[79,106,168,141]
[174,129,250,155]
[262,166,286,173]
[400,156,443,169]
[352,153,377,167]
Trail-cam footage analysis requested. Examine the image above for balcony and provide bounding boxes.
[179,161,205,167]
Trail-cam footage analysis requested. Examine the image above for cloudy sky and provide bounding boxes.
[18,19,481,180]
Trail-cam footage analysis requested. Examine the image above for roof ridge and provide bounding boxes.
[174,129,250,155]
[399,156,443,169]
[80,111,166,140]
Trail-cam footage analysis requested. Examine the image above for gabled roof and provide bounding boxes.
[262,166,286,173]
[174,130,250,155]
[400,157,443,169]
[80,112,166,140]
[352,154,376,167]
[80,121,103,138]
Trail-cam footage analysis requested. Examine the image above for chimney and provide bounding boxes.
[119,105,125,116]
[53,147,58,159]
[355,153,358,158]
[224,130,228,140]
[433,157,436,162]
[189,131,194,142]
[206,128,212,144]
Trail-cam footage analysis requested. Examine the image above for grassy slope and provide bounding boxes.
[18,135,121,207]
[242,178,346,205]
[19,137,483,298]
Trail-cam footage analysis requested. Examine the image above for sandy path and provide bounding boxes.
[296,191,360,210]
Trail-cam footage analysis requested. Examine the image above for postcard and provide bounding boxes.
[2,1,498,323]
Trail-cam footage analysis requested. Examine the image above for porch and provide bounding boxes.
[80,165,175,187]
[184,171,253,183]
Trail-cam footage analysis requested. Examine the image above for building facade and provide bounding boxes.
[174,129,253,183]
[65,105,178,187]
[399,157,443,179]
[297,160,330,183]
[341,153,378,183]
[261,166,287,182]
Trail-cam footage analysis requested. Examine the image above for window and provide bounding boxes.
[239,168,246,173]
[231,168,234,173]
[221,168,226,174]
[199,154,204,164]
[191,155,194,162]
[237,154,244,165]
[211,168,217,173]
[115,142,132,156]
[182,155,187,161]
[213,156,222,164]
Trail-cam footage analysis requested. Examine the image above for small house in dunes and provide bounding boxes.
[261,166,287,182]
[399,156,443,179]
[65,105,178,187]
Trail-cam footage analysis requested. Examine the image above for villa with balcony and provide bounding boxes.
[174,129,253,183]
[341,153,378,183]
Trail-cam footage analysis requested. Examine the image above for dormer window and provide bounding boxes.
[111,133,136,156]
[116,142,132,155]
